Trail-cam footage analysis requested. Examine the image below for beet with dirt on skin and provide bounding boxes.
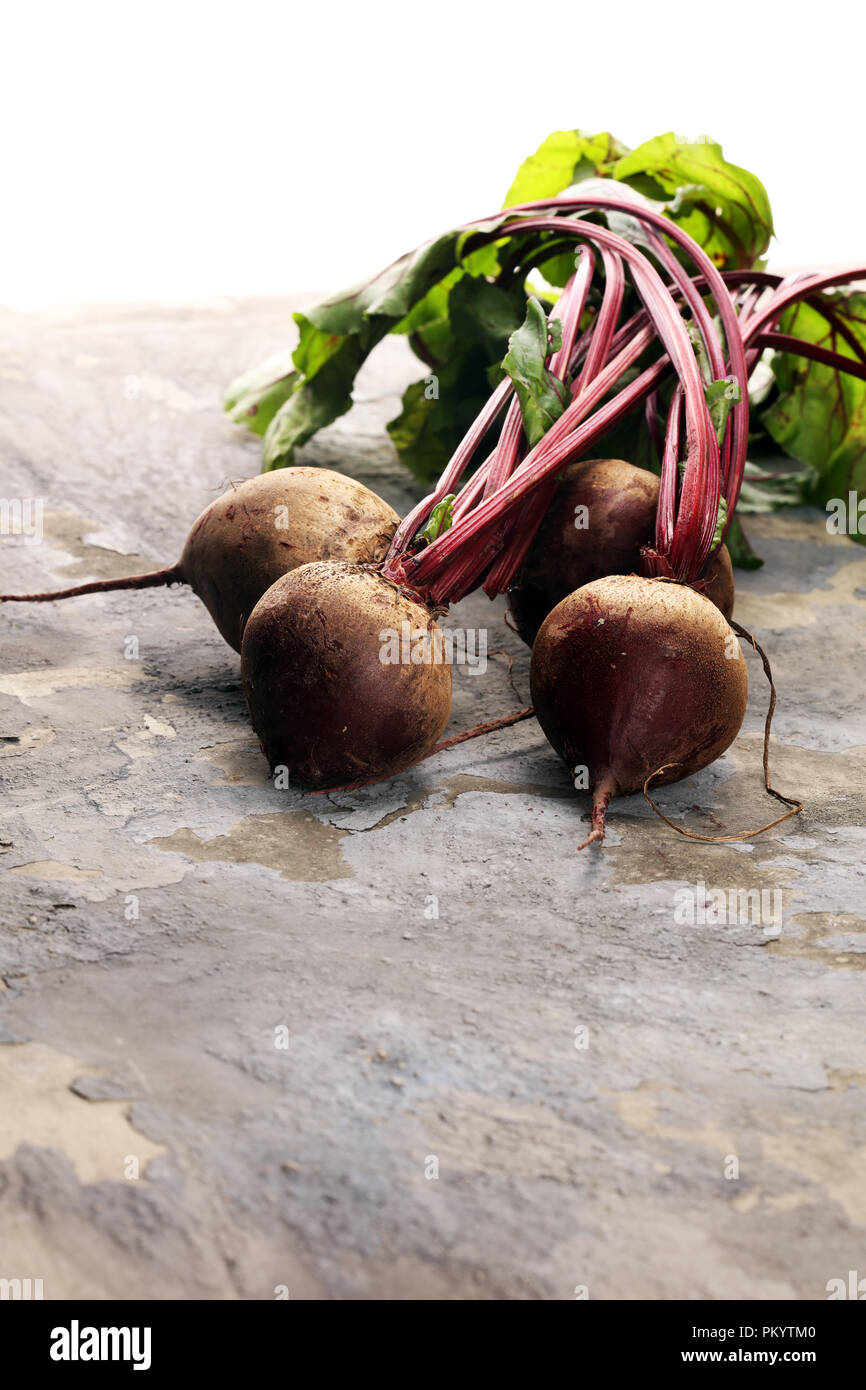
[508,457,734,645]
[0,467,399,653]
[178,467,398,650]
[241,561,453,788]
[530,573,748,848]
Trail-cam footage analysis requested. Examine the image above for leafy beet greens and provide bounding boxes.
[225,124,866,560]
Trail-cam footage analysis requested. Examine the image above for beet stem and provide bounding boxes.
[390,204,731,599]
[0,564,183,603]
[751,332,866,382]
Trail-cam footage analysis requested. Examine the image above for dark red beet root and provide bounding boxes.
[530,574,749,848]
[241,561,453,788]
[507,458,734,644]
[1,468,398,654]
[696,542,734,619]
[180,468,397,651]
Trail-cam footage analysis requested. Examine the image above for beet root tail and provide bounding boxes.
[431,705,535,756]
[578,775,615,851]
[305,706,536,795]
[0,564,183,603]
[641,624,804,844]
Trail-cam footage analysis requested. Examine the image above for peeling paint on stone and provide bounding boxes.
[736,556,866,630]
[0,1043,164,1183]
[149,811,352,881]
[195,738,270,786]
[8,860,103,882]
[0,727,55,757]
[0,665,151,705]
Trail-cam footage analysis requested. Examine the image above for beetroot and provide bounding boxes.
[241,562,452,787]
[530,574,749,848]
[508,458,734,645]
[0,468,398,653]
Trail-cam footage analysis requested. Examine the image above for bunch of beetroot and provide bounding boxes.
[4,194,864,848]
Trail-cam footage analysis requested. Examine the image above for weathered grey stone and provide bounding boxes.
[0,297,864,1300]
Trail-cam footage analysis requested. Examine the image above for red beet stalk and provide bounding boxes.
[383,206,730,602]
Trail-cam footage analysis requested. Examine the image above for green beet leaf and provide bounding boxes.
[421,494,456,545]
[224,349,297,439]
[228,125,775,474]
[262,334,372,471]
[502,298,569,449]
[761,291,866,542]
[612,132,773,270]
[387,341,513,485]
[504,128,631,206]
[249,217,522,469]
[704,376,742,447]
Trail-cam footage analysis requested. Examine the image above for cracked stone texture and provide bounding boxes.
[0,296,865,1301]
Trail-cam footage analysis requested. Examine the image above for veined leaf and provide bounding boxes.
[705,376,742,446]
[392,271,461,366]
[228,124,775,474]
[612,132,773,270]
[502,297,570,449]
[504,128,772,273]
[421,494,455,545]
[762,291,866,541]
[504,128,630,206]
[225,372,299,439]
[224,349,297,437]
[386,377,453,485]
[262,334,371,470]
[448,275,527,359]
[238,219,520,468]
[735,459,813,514]
[387,344,507,485]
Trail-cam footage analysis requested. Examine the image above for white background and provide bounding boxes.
[1,0,862,305]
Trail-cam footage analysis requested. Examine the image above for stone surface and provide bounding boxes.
[0,297,865,1300]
